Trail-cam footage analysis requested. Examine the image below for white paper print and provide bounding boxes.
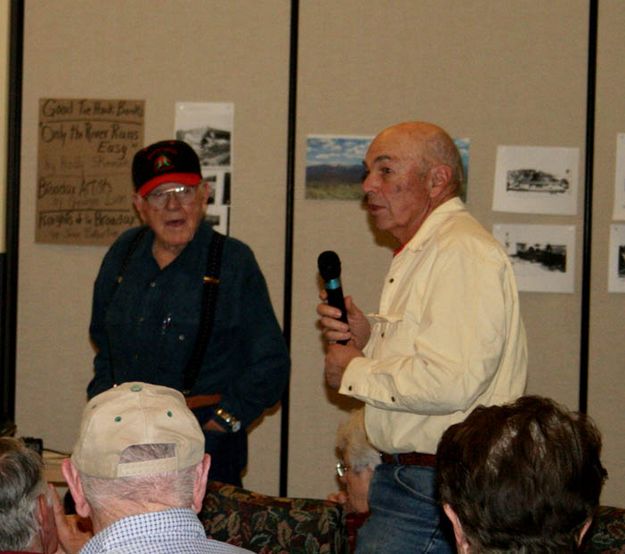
[493,224,575,293]
[205,172,231,206]
[608,224,625,293]
[612,134,625,220]
[175,102,233,171]
[175,102,233,235]
[493,146,579,215]
[206,204,229,236]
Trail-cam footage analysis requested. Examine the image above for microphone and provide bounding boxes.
[318,250,349,345]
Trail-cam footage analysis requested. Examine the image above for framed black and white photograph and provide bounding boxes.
[175,103,233,236]
[493,223,575,293]
[204,172,228,206]
[493,145,579,215]
[206,204,229,236]
[175,102,233,171]
[608,224,625,293]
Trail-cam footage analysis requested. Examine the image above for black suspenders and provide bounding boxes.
[182,231,225,394]
[110,227,225,393]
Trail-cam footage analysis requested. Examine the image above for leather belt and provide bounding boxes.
[184,393,222,410]
[381,452,436,467]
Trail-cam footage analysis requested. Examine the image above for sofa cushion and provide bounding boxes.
[200,481,348,554]
[581,506,625,553]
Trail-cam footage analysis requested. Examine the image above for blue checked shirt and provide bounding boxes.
[79,508,252,554]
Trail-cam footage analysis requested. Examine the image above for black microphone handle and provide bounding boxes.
[326,286,349,345]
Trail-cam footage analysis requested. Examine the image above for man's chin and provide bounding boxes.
[156,230,194,250]
[371,216,392,232]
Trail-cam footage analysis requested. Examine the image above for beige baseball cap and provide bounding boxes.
[71,382,205,479]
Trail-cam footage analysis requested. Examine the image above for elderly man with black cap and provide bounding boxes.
[58,381,253,553]
[87,140,290,486]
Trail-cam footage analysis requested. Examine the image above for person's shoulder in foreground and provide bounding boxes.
[57,381,253,554]
[437,395,607,553]
[77,508,251,554]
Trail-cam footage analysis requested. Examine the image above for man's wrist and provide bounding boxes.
[214,407,241,432]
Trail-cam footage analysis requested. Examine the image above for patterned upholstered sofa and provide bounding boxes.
[582,506,625,553]
[200,481,348,553]
[200,481,625,554]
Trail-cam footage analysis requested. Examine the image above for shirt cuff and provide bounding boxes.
[339,356,370,398]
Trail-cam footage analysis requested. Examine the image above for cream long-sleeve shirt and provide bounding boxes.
[340,198,527,454]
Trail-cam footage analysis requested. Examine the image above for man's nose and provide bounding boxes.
[164,191,182,209]
[362,173,378,194]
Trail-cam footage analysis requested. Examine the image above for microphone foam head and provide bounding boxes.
[318,250,341,280]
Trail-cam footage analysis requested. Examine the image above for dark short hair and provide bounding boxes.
[436,396,607,553]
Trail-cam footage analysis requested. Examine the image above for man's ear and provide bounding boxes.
[443,503,471,554]
[191,454,211,513]
[132,192,148,223]
[61,459,92,519]
[197,182,211,206]
[578,517,593,546]
[36,493,59,554]
[428,165,453,199]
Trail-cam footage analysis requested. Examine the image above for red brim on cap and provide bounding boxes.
[138,173,202,197]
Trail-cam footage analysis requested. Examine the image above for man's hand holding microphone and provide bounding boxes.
[317,251,370,389]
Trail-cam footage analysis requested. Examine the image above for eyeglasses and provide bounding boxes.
[146,185,198,209]
[336,460,351,478]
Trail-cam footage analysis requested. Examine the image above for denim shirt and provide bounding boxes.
[87,221,290,430]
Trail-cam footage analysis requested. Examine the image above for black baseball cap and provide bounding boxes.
[132,140,202,197]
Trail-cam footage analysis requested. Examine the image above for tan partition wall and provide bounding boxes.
[289,0,600,499]
[17,0,290,494]
[14,0,625,505]
[589,0,625,507]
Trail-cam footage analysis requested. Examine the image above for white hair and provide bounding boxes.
[80,443,197,520]
[336,407,380,472]
[0,437,46,550]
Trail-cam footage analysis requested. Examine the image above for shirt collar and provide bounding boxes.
[79,508,200,554]
[142,220,213,269]
[400,197,466,254]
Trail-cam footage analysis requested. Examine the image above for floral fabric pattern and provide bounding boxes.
[200,481,348,554]
[582,506,625,553]
[200,483,625,554]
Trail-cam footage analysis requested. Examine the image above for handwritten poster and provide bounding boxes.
[36,98,144,245]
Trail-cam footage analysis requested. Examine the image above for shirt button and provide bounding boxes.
[381,332,385,338]
[389,278,394,283]
[178,334,185,341]
[138,317,144,323]
[348,385,353,391]
[133,353,139,360]
[150,282,156,288]
[391,396,396,402]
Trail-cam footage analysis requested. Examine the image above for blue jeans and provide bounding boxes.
[355,464,455,554]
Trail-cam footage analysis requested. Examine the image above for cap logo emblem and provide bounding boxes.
[154,154,173,173]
